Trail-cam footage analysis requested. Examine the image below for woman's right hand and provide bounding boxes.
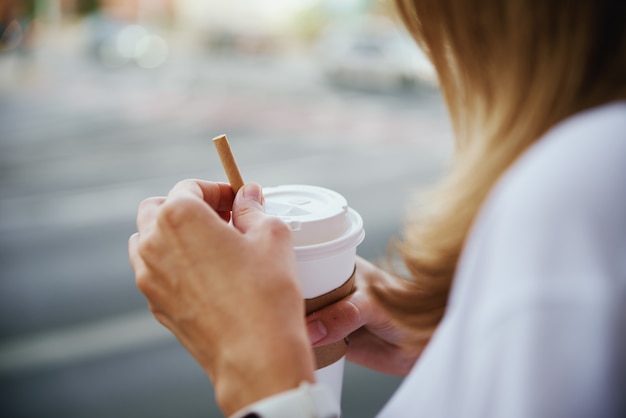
[306,257,436,376]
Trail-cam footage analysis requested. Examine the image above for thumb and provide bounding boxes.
[232,183,266,233]
[306,291,368,347]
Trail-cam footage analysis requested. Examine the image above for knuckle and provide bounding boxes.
[136,233,160,261]
[138,196,160,212]
[172,179,196,192]
[159,196,199,228]
[134,266,155,296]
[321,301,362,338]
[342,301,362,325]
[146,304,172,331]
[136,197,162,229]
[149,306,167,325]
[262,216,291,240]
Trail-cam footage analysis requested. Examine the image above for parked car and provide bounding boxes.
[315,17,436,92]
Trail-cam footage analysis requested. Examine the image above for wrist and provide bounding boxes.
[214,332,316,415]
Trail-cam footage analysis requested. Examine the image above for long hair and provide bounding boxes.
[374,0,626,340]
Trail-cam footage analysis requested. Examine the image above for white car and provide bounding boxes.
[316,18,436,92]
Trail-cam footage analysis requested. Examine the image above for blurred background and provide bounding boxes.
[0,0,453,416]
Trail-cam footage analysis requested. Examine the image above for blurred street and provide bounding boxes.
[0,9,453,418]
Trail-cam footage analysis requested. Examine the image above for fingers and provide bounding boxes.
[136,180,234,233]
[232,183,272,234]
[128,231,163,298]
[128,231,156,290]
[306,292,368,346]
[167,179,235,212]
[344,328,417,376]
[158,180,235,231]
[305,259,381,346]
[128,232,142,273]
[131,180,236,277]
[136,196,165,233]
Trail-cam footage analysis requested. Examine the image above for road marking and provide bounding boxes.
[0,310,173,375]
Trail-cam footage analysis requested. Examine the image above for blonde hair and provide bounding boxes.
[374,0,626,338]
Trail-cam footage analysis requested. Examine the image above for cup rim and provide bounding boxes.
[292,208,365,260]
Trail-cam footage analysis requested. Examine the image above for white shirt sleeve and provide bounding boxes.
[228,382,340,418]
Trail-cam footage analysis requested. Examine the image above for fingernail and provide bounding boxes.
[242,183,263,203]
[307,320,327,344]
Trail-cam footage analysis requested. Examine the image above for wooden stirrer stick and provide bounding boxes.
[212,134,245,193]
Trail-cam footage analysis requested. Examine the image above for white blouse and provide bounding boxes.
[378,101,626,417]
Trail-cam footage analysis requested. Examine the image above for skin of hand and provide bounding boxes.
[128,180,315,415]
[306,257,434,376]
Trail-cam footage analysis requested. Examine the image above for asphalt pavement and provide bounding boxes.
[0,28,453,418]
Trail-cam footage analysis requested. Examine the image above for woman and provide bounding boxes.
[128,0,626,416]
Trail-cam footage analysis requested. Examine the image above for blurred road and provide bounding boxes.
[0,27,453,418]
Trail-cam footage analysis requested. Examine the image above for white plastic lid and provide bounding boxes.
[263,185,365,256]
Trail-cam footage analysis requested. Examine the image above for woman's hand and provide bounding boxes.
[306,257,433,376]
[128,180,315,415]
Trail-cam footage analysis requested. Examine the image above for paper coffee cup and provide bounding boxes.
[263,184,365,406]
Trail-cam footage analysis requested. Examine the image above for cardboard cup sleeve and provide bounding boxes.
[305,267,356,369]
